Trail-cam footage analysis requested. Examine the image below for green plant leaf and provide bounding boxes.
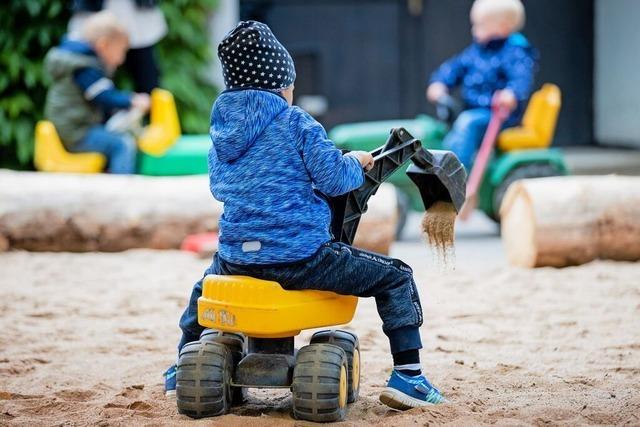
[2,0,219,168]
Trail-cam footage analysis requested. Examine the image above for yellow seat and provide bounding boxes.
[498,83,562,151]
[198,275,358,338]
[137,88,181,156]
[33,120,106,173]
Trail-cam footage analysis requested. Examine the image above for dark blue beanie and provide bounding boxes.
[218,21,296,91]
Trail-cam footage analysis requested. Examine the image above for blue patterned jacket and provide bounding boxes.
[208,89,364,265]
[430,33,538,121]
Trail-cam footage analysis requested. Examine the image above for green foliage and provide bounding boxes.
[157,0,219,134]
[0,1,69,167]
[0,0,218,168]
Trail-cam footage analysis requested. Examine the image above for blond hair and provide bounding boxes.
[81,11,129,43]
[471,0,525,32]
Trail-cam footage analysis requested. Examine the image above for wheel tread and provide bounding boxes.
[176,341,233,419]
[310,329,361,403]
[291,343,348,422]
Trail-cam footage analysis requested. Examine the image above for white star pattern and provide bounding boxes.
[219,21,295,90]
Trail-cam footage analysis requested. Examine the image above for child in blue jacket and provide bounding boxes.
[165,20,445,409]
[427,0,538,170]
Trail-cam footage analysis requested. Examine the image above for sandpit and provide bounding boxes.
[1,249,639,426]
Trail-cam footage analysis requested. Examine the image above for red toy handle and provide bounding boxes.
[458,97,510,220]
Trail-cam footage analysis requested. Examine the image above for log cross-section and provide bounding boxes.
[500,175,640,268]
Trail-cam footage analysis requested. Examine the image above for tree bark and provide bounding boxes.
[0,171,397,254]
[500,175,640,268]
[353,184,398,255]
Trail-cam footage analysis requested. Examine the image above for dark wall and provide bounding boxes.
[242,0,404,126]
[241,0,594,146]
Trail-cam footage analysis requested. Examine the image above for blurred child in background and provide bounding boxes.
[427,0,537,170]
[44,11,149,174]
[68,0,167,94]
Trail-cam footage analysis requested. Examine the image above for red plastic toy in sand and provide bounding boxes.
[458,101,511,220]
[180,232,219,258]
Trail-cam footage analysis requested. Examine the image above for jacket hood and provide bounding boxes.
[45,37,100,80]
[210,89,289,163]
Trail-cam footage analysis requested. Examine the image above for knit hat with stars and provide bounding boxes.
[218,21,296,91]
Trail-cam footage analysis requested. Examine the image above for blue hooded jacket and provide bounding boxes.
[430,33,538,122]
[209,89,364,265]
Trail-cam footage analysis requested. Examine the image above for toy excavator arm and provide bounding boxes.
[328,128,467,245]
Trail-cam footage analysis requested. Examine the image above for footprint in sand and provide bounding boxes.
[104,398,153,411]
[0,357,50,375]
[127,401,153,410]
[27,311,56,319]
[118,327,146,335]
[0,391,45,400]
[496,363,523,372]
[118,385,145,399]
[54,389,96,401]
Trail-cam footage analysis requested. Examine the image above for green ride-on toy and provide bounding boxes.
[175,128,467,422]
[329,83,567,226]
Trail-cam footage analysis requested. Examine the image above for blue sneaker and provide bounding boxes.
[379,370,446,410]
[164,364,177,398]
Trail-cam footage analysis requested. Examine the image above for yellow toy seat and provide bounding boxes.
[498,83,562,151]
[33,121,106,173]
[137,88,181,156]
[198,275,358,338]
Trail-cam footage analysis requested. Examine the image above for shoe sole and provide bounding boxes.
[165,390,176,399]
[379,387,436,410]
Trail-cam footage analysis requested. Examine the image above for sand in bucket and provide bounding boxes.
[421,201,457,270]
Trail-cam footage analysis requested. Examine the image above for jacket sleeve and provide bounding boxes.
[73,67,132,110]
[503,46,537,101]
[429,48,469,89]
[289,107,364,196]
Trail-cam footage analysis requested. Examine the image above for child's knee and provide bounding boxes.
[453,109,490,131]
[117,134,136,154]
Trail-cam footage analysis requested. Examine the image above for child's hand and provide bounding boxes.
[350,151,375,172]
[131,93,151,112]
[494,89,517,112]
[426,82,448,103]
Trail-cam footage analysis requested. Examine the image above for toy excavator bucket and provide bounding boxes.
[329,128,467,245]
[406,148,467,214]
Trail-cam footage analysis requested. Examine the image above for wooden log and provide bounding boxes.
[500,175,640,268]
[353,183,398,255]
[0,170,397,254]
[0,171,221,252]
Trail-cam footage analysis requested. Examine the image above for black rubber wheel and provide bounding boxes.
[291,344,349,423]
[310,329,360,403]
[199,329,245,362]
[199,329,246,404]
[176,341,233,418]
[491,163,562,223]
[395,190,411,240]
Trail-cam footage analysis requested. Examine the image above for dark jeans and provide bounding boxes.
[178,241,423,355]
[442,106,523,170]
[73,126,136,174]
[124,46,160,94]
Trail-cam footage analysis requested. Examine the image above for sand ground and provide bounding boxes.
[1,243,639,426]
